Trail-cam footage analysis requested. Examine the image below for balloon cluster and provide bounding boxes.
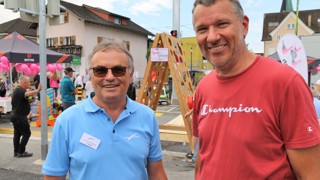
[15,63,63,76]
[0,56,10,73]
[0,56,64,76]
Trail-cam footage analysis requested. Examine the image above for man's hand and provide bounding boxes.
[38,83,42,92]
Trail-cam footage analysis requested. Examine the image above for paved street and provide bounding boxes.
[0,102,195,179]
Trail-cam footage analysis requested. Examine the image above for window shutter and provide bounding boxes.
[97,36,102,43]
[71,36,76,45]
[54,37,58,47]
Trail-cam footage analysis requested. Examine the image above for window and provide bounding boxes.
[268,22,279,27]
[287,23,295,30]
[59,12,69,24]
[46,38,58,47]
[60,36,76,45]
[47,38,54,47]
[123,41,130,51]
[114,18,121,25]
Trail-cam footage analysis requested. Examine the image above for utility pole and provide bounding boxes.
[39,0,48,160]
[171,0,180,103]
[172,0,180,38]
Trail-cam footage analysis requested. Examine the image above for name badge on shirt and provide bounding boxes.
[80,133,101,150]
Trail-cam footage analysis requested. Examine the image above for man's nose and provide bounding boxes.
[206,27,220,42]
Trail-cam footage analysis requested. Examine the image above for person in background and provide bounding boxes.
[10,75,42,158]
[83,69,89,90]
[0,78,7,97]
[60,67,77,111]
[126,81,136,100]
[6,77,10,91]
[74,73,83,89]
[42,42,167,180]
[184,108,198,167]
[33,73,40,100]
[46,72,51,89]
[49,71,60,98]
[84,76,94,98]
[192,0,320,179]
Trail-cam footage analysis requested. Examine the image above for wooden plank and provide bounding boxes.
[160,131,189,143]
[159,124,186,131]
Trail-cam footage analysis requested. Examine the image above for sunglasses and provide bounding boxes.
[91,66,128,77]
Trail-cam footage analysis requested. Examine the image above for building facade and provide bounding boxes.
[262,9,320,57]
[45,1,153,79]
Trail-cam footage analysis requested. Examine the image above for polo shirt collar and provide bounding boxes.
[83,95,138,114]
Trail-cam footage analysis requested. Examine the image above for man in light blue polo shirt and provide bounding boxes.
[42,42,167,180]
[60,67,77,111]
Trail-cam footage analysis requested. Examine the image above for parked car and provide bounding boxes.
[159,87,170,105]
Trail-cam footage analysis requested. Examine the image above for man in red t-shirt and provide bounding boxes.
[192,0,320,179]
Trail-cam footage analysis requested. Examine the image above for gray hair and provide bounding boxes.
[18,75,30,85]
[192,0,244,19]
[88,42,134,71]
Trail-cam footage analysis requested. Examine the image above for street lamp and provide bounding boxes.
[190,47,193,72]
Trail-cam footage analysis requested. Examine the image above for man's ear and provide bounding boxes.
[242,15,249,39]
[130,68,135,78]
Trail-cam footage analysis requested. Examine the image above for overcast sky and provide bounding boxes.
[0,0,319,53]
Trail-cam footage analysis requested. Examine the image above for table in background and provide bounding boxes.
[0,97,11,123]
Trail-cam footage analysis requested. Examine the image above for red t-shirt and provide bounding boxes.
[193,56,320,179]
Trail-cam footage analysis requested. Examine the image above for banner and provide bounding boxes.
[277,34,308,83]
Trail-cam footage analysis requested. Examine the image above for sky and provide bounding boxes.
[0,0,319,53]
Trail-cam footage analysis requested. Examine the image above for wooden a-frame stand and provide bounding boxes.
[137,33,194,149]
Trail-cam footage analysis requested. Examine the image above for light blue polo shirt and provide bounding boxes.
[42,96,162,180]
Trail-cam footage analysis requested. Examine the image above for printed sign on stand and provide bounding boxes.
[150,48,169,62]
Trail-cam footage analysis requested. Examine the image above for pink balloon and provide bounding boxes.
[29,63,38,72]
[23,66,31,76]
[1,63,7,69]
[15,63,21,69]
[36,65,40,74]
[20,64,28,71]
[30,69,38,76]
[15,63,22,73]
[316,66,320,72]
[50,64,57,72]
[2,65,10,73]
[0,56,9,64]
[56,64,63,71]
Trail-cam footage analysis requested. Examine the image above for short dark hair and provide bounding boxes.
[192,0,244,19]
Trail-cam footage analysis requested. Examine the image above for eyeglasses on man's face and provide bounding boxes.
[90,66,128,77]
